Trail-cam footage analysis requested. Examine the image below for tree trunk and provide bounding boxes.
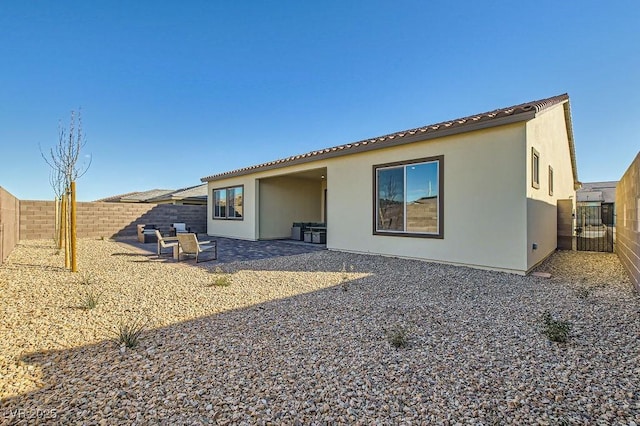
[62,191,70,269]
[54,196,61,249]
[71,181,77,272]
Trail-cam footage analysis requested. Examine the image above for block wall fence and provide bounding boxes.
[616,152,640,291]
[19,201,207,240]
[0,187,20,265]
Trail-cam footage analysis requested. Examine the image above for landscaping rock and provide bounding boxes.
[0,240,638,424]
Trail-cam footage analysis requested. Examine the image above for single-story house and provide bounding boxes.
[97,184,208,205]
[576,181,617,226]
[97,189,174,203]
[201,93,579,274]
[146,184,208,205]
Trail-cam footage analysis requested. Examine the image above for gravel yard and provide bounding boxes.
[1,238,639,424]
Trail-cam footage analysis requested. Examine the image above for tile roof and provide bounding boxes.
[95,189,174,203]
[172,184,208,198]
[202,93,571,182]
[146,184,208,202]
[578,181,618,190]
[95,191,140,202]
[97,185,208,203]
[577,181,617,203]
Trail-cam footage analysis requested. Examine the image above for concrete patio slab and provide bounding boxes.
[115,235,326,264]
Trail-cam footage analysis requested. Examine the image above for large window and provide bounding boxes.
[374,156,443,238]
[213,185,243,220]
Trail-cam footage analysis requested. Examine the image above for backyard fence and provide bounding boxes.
[616,152,640,291]
[19,201,207,240]
[0,187,20,265]
[0,188,208,263]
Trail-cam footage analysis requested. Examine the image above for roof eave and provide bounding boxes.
[561,101,580,190]
[201,111,535,183]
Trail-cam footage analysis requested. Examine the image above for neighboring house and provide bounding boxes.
[201,93,579,275]
[97,184,207,205]
[146,185,208,205]
[576,181,617,226]
[96,189,175,203]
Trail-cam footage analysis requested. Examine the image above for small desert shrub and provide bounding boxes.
[115,318,147,349]
[386,324,410,349]
[340,263,354,291]
[79,288,102,310]
[78,271,97,286]
[485,407,503,426]
[541,311,572,343]
[341,263,348,291]
[576,283,607,300]
[211,275,232,287]
[207,267,232,287]
[575,287,590,299]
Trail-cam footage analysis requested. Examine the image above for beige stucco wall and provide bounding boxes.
[207,177,257,240]
[326,123,528,273]
[259,176,322,239]
[525,103,576,270]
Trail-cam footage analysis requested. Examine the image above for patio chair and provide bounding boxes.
[176,233,217,263]
[155,230,178,257]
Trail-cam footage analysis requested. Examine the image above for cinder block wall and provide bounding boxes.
[19,201,207,240]
[616,152,640,291]
[0,187,20,265]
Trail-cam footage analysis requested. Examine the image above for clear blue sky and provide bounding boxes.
[1,1,638,201]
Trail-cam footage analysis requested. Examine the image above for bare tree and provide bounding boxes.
[40,109,91,271]
[48,166,65,248]
[42,111,91,185]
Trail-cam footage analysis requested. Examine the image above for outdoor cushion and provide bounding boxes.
[172,223,188,232]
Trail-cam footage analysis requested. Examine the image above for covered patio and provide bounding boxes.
[256,167,327,240]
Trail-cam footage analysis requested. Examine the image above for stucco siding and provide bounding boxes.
[207,176,258,240]
[326,123,529,273]
[525,103,576,270]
